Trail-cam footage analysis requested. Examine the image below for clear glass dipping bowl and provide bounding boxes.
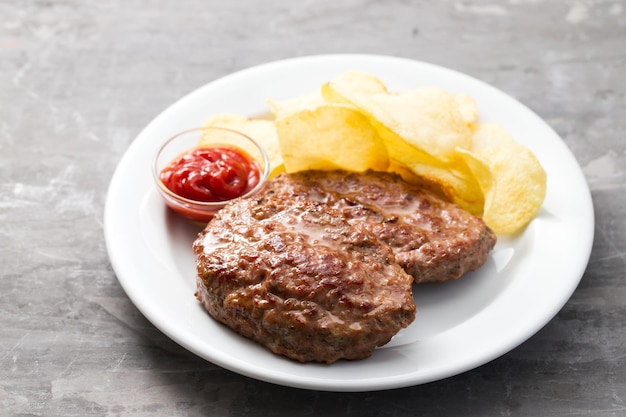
[152,126,270,223]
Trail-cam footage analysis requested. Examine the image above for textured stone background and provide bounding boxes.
[1,0,625,416]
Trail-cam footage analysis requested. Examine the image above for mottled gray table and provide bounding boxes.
[2,1,625,416]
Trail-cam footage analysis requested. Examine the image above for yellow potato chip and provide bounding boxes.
[200,71,546,235]
[322,76,484,213]
[274,104,389,173]
[267,92,327,120]
[373,117,484,214]
[201,114,284,178]
[324,76,477,161]
[458,124,547,234]
[454,94,480,129]
[322,71,388,99]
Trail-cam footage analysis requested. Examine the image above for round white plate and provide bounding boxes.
[104,54,594,392]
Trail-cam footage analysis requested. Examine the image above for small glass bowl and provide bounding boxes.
[152,126,270,223]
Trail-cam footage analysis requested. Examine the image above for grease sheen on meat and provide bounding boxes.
[193,170,496,363]
[264,170,497,283]
[194,195,416,363]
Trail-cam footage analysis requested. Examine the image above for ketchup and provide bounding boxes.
[160,146,261,202]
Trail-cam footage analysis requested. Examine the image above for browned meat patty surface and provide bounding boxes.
[264,170,497,283]
[193,169,496,363]
[194,195,416,363]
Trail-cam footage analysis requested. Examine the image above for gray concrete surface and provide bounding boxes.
[1,0,625,415]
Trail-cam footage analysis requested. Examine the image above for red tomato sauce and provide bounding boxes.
[160,146,261,202]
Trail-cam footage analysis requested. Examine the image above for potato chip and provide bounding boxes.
[201,70,547,234]
[322,74,484,214]
[201,114,285,178]
[273,104,389,173]
[322,71,388,99]
[267,92,327,120]
[458,124,547,234]
[323,73,477,161]
[364,116,485,214]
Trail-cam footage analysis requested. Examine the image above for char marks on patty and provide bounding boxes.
[193,170,496,363]
[264,170,497,283]
[194,194,416,363]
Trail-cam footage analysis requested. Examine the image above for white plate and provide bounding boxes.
[104,54,594,392]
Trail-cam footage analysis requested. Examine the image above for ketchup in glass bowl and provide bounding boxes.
[152,127,270,223]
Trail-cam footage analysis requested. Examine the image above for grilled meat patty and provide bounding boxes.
[193,170,496,363]
[194,194,416,363]
[264,170,497,283]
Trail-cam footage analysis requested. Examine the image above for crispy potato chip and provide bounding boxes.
[201,71,546,234]
[371,116,485,214]
[322,75,484,213]
[323,74,477,161]
[454,94,480,129]
[201,114,284,178]
[321,71,388,101]
[387,160,478,208]
[274,104,389,173]
[458,124,547,234]
[267,92,327,120]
